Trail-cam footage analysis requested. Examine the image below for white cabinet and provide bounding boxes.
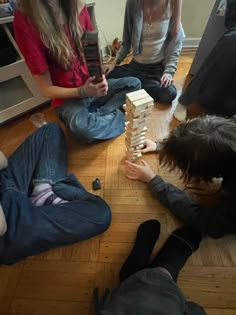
[0,1,96,124]
[0,21,49,124]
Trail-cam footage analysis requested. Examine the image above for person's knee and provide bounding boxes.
[119,77,141,91]
[69,114,94,143]
[157,86,177,104]
[130,77,142,90]
[43,122,64,139]
[71,127,93,143]
[44,122,62,133]
[96,203,112,232]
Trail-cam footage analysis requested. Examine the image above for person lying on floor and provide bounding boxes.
[96,220,206,315]
[0,123,111,265]
[125,115,236,238]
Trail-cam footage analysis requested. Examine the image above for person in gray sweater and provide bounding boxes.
[106,0,184,104]
[125,115,236,238]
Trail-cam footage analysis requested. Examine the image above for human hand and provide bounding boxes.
[104,63,115,75]
[160,73,173,88]
[83,75,108,97]
[141,139,157,153]
[125,160,156,183]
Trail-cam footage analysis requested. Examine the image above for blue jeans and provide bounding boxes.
[0,123,111,265]
[56,77,141,143]
[108,60,177,104]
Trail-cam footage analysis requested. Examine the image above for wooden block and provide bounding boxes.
[128,118,145,128]
[126,131,146,140]
[125,134,145,143]
[126,152,142,162]
[125,125,147,137]
[126,99,153,113]
[127,98,153,109]
[130,97,154,108]
[125,138,145,146]
[125,145,143,155]
[125,146,142,155]
[125,110,152,121]
[126,89,148,103]
[133,111,152,120]
[125,146,141,153]
[131,107,153,116]
[125,99,153,109]
[129,120,148,129]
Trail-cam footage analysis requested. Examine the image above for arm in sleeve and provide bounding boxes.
[13,11,48,75]
[81,5,93,31]
[115,0,134,64]
[169,0,182,36]
[13,11,82,99]
[148,175,236,238]
[163,24,185,76]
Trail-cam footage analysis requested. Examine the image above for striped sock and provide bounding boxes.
[31,183,68,206]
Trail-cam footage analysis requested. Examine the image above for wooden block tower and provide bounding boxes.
[124,89,154,161]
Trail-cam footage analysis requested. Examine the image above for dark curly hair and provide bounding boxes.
[159,116,236,182]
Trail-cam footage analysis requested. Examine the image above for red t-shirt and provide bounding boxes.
[13,7,93,107]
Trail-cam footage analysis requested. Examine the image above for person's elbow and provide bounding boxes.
[33,72,54,99]
[39,86,53,99]
[170,28,179,38]
[169,22,181,38]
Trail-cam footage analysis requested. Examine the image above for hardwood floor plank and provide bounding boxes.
[9,299,91,315]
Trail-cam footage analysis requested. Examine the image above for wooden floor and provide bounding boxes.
[0,52,236,315]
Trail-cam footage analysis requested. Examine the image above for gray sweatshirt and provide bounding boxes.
[116,0,185,76]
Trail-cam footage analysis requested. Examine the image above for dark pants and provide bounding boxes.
[0,123,111,264]
[179,29,236,116]
[108,60,177,104]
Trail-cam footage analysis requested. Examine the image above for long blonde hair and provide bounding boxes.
[18,0,85,70]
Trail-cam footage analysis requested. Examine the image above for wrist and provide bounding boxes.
[150,141,157,152]
[77,85,88,98]
[155,140,162,152]
[145,173,156,183]
[163,72,173,78]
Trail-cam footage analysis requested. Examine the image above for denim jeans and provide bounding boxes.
[56,77,141,143]
[108,60,177,104]
[0,123,111,264]
[179,30,236,116]
[97,268,206,315]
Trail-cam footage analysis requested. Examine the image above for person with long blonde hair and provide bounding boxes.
[14,0,141,143]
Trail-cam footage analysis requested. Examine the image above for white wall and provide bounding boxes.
[95,0,126,47]
[182,0,215,38]
[95,0,216,46]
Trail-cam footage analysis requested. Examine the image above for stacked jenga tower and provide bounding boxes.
[125,89,154,161]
